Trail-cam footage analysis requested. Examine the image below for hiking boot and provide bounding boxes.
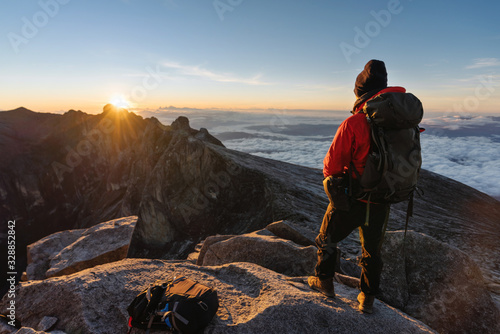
[307,276,335,298]
[357,292,375,314]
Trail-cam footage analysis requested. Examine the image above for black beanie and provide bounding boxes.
[354,60,387,98]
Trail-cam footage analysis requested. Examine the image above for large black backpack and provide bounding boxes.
[126,276,219,334]
[359,91,423,204]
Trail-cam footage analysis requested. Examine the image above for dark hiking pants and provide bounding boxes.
[314,200,390,296]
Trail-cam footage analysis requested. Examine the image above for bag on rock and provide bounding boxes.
[126,276,219,334]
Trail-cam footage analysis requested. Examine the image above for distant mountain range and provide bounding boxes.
[1,106,499,306]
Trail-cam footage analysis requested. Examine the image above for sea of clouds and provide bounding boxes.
[141,108,500,200]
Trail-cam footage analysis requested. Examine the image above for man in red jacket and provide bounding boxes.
[308,60,397,314]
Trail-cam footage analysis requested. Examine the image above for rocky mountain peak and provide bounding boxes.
[171,115,191,131]
[0,107,222,292]
[8,106,34,114]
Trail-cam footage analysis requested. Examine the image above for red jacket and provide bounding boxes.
[323,86,406,178]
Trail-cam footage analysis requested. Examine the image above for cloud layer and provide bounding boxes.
[420,134,500,198]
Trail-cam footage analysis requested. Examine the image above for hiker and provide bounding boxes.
[308,59,420,314]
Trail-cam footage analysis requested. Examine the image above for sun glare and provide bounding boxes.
[109,95,131,109]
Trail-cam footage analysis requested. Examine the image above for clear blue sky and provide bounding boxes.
[1,0,499,114]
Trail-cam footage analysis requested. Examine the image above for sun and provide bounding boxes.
[108,94,131,109]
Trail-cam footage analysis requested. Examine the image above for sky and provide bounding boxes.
[1,0,499,114]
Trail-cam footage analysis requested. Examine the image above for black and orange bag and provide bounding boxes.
[126,276,219,334]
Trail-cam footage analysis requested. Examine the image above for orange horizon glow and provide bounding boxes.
[1,92,499,116]
[0,99,354,115]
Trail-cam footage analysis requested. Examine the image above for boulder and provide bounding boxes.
[46,216,136,278]
[195,235,235,266]
[27,217,136,280]
[198,230,317,277]
[195,224,361,280]
[265,220,315,246]
[0,259,436,334]
[380,231,500,334]
[26,229,86,280]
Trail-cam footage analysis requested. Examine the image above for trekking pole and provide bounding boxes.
[402,192,414,262]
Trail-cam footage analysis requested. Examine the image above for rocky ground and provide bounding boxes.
[1,219,499,333]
